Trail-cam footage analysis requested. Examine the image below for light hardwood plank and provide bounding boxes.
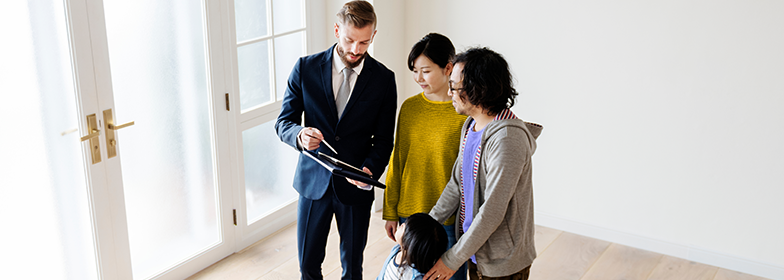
[187,211,770,280]
[580,243,663,280]
[713,268,771,280]
[360,234,398,279]
[187,222,298,280]
[529,232,611,280]
[647,255,718,280]
[534,225,563,255]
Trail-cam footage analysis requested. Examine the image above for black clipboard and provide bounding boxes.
[302,150,386,189]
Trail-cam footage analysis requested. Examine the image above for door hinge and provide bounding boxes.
[233,209,237,226]
[225,93,230,111]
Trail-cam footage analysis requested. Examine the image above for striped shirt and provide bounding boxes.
[383,251,414,280]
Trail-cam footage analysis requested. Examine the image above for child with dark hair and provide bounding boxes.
[377,213,448,280]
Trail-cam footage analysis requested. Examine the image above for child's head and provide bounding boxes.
[398,213,448,273]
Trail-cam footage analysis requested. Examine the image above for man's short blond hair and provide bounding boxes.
[336,0,376,29]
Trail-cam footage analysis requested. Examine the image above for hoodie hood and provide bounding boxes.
[470,108,543,155]
[524,121,543,140]
[484,119,542,155]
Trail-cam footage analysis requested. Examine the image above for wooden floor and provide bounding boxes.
[188,211,769,280]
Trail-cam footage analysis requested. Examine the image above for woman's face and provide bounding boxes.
[411,54,451,95]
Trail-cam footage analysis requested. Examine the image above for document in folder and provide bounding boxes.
[302,150,386,189]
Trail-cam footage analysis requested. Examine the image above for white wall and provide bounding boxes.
[393,0,784,278]
[315,0,783,278]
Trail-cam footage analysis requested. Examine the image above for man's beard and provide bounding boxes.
[337,45,366,69]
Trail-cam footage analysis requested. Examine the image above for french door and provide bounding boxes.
[96,0,237,278]
[66,0,235,278]
[0,0,308,279]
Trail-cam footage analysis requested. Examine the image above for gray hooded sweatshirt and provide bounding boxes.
[430,112,543,277]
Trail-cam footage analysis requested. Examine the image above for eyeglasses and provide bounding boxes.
[448,81,463,96]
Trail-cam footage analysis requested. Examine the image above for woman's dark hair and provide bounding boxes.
[400,213,448,273]
[452,47,518,116]
[407,33,455,71]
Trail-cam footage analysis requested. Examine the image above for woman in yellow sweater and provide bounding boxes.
[383,33,467,280]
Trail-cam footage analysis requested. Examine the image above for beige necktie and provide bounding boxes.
[336,67,352,119]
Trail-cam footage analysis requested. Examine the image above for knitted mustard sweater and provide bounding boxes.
[383,93,466,225]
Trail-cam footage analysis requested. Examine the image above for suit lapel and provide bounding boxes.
[340,56,374,120]
[321,45,338,123]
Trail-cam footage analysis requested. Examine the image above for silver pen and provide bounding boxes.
[307,133,338,155]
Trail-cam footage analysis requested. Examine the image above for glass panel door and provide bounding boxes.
[0,1,97,279]
[100,0,232,278]
[1,0,310,277]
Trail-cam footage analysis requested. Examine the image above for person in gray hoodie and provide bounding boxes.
[424,47,543,280]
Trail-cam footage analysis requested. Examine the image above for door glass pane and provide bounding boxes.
[103,0,220,278]
[0,1,98,279]
[242,120,298,223]
[272,0,302,34]
[238,40,273,111]
[274,31,305,101]
[235,0,268,42]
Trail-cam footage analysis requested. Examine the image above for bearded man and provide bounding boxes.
[275,1,397,279]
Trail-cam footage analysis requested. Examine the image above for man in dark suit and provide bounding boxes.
[275,1,397,279]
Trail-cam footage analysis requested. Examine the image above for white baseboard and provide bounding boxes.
[534,211,784,280]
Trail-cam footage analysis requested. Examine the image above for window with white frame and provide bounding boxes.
[233,0,305,224]
[234,0,306,111]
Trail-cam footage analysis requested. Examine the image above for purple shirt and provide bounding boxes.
[462,120,484,264]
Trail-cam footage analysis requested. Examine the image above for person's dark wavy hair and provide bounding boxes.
[453,47,518,116]
[407,33,455,71]
[400,213,448,273]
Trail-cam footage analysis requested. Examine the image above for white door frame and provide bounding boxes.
[65,0,133,278]
[65,0,237,278]
[222,0,315,251]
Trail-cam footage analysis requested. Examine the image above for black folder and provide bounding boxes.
[302,150,386,189]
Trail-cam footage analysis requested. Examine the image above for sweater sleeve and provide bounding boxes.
[383,111,405,221]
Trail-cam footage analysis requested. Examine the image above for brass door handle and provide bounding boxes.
[108,121,134,130]
[103,109,134,158]
[61,128,78,136]
[82,114,101,164]
[80,129,100,142]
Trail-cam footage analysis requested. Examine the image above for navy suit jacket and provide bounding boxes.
[275,44,397,206]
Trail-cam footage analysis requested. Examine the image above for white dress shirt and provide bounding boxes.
[296,47,366,150]
[332,46,364,102]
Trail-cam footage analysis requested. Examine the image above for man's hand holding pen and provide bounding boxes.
[298,127,324,151]
[299,127,374,190]
[299,127,339,154]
